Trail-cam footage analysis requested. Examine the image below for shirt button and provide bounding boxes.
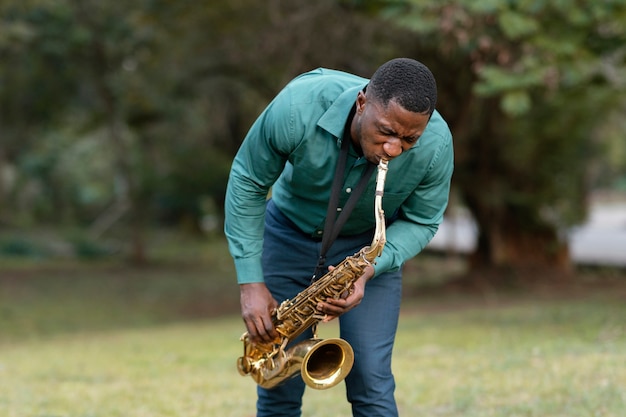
[345,187,352,193]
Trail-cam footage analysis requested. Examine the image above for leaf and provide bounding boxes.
[498,10,539,39]
[500,90,532,116]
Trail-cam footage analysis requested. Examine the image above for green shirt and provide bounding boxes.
[225,68,454,284]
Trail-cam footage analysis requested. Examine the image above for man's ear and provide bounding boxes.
[356,90,367,114]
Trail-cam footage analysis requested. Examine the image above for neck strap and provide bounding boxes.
[312,119,376,281]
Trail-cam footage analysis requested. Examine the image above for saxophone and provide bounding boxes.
[237,159,389,390]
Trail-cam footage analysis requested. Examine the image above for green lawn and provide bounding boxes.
[1,242,625,416]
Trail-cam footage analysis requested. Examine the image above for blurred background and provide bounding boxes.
[1,2,626,416]
[1,0,626,290]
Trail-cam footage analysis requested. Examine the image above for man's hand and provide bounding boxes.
[240,282,279,344]
[315,264,374,322]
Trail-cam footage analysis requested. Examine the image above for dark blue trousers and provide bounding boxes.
[257,200,402,417]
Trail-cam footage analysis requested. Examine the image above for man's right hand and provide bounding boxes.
[240,282,279,344]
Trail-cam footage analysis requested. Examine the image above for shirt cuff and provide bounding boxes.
[234,257,265,284]
[372,251,393,278]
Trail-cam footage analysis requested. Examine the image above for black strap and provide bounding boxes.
[312,135,376,281]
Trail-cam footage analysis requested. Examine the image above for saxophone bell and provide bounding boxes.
[299,338,355,390]
[238,337,354,390]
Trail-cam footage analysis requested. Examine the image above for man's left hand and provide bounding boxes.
[315,265,374,322]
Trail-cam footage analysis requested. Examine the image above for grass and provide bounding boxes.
[393,300,626,416]
[1,236,625,416]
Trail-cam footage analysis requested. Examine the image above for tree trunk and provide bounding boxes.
[73,0,147,265]
[450,94,573,285]
[458,174,573,286]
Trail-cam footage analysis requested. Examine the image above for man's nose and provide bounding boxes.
[383,138,403,158]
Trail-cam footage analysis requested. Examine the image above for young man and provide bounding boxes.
[225,58,454,417]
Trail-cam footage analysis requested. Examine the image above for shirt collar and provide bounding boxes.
[317,84,367,144]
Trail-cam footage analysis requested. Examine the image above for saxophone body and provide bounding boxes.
[237,159,389,390]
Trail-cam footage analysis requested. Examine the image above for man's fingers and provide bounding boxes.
[261,314,278,340]
[317,297,359,317]
[245,314,277,344]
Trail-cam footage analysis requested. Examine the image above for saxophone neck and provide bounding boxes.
[363,159,388,262]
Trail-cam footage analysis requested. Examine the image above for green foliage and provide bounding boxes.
[393,0,626,115]
[67,234,115,259]
[371,0,626,268]
[2,0,625,269]
[0,236,44,258]
[0,0,408,247]
[498,9,540,39]
[0,229,115,260]
[500,90,531,116]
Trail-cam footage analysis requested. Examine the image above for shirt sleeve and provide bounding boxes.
[224,90,295,284]
[373,128,454,276]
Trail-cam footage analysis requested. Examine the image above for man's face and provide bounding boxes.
[352,90,430,164]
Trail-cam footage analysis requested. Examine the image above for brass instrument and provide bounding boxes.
[237,158,389,390]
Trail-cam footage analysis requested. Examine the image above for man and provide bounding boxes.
[224,58,453,417]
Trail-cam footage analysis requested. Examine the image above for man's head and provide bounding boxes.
[368,58,437,116]
[351,58,438,163]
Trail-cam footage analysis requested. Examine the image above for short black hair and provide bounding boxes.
[368,58,437,115]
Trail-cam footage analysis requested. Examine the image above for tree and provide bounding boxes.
[0,2,85,224]
[148,0,414,228]
[0,0,412,260]
[373,0,626,279]
[1,0,172,262]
